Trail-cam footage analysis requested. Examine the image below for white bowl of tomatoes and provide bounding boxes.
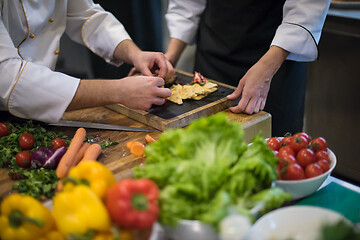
[267,133,337,200]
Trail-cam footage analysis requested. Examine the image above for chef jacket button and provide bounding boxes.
[30,34,35,39]
[54,50,60,55]
[49,18,54,23]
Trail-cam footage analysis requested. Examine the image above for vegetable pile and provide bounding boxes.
[0,160,157,240]
[0,121,68,199]
[267,133,331,180]
[134,113,291,228]
[0,121,119,200]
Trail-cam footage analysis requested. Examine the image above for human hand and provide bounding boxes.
[131,51,175,79]
[116,76,172,110]
[226,62,272,114]
[227,46,289,114]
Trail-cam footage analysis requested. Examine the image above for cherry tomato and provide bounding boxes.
[315,150,329,162]
[15,151,32,168]
[293,132,310,144]
[289,135,308,153]
[305,163,323,178]
[19,133,35,150]
[0,123,9,138]
[52,138,66,150]
[296,148,315,168]
[267,137,281,151]
[311,137,328,152]
[316,159,330,172]
[283,163,305,180]
[278,145,296,158]
[280,136,292,147]
[278,154,296,169]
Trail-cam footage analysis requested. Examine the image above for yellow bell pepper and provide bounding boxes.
[63,161,115,200]
[0,193,55,240]
[92,228,133,240]
[39,230,65,240]
[53,185,111,236]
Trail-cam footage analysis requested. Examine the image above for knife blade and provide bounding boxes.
[49,120,156,132]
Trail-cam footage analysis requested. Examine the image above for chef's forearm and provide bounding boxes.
[165,38,187,66]
[66,79,120,111]
[112,39,142,65]
[258,46,290,78]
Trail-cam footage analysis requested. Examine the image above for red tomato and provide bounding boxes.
[278,154,296,169]
[311,137,328,152]
[280,136,292,147]
[0,123,9,138]
[315,150,329,162]
[296,148,315,168]
[276,165,282,179]
[316,159,330,172]
[293,132,310,144]
[19,133,35,150]
[289,136,308,153]
[267,137,281,151]
[52,138,66,150]
[283,163,305,180]
[278,145,296,158]
[305,163,323,178]
[15,151,32,168]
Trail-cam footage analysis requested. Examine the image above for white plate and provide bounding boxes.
[247,206,350,240]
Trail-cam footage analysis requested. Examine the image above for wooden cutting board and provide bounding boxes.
[107,70,238,131]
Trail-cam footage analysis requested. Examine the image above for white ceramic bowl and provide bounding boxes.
[274,148,337,200]
[162,220,218,240]
[247,206,350,240]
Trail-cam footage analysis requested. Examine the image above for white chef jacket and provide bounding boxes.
[165,0,331,62]
[0,0,131,122]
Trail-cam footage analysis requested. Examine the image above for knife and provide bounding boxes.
[49,120,156,132]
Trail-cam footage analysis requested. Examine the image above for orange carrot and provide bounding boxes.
[145,134,156,144]
[126,141,136,150]
[81,143,102,161]
[56,127,87,179]
[129,141,145,157]
[57,179,63,192]
[72,142,91,166]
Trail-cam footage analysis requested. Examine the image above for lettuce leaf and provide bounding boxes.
[134,113,289,229]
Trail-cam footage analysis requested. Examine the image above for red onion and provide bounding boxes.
[31,146,66,169]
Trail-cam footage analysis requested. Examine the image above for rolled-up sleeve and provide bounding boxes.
[271,0,331,61]
[165,0,206,45]
[66,0,131,66]
[0,14,79,123]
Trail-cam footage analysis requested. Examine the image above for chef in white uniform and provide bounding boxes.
[163,0,330,136]
[0,0,173,123]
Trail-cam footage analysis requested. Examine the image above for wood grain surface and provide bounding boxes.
[0,107,271,200]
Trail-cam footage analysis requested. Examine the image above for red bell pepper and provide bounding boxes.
[106,178,159,229]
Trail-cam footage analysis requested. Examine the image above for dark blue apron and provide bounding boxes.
[195,0,306,137]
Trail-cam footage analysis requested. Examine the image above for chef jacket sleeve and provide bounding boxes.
[0,14,80,123]
[271,0,331,61]
[66,0,131,66]
[165,0,207,45]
